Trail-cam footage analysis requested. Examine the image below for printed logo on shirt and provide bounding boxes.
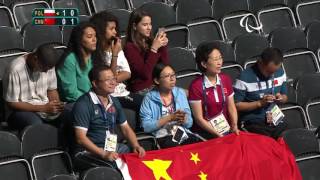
[107,106,116,113]
[95,109,99,115]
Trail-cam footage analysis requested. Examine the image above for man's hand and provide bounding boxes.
[275,93,286,103]
[43,100,64,113]
[258,94,275,108]
[101,151,119,161]
[133,145,146,158]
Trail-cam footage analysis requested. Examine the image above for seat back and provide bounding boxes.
[212,0,248,20]
[176,71,201,89]
[233,33,268,65]
[22,23,62,51]
[0,158,33,180]
[52,0,91,16]
[296,0,320,28]
[81,166,122,180]
[0,26,23,51]
[176,0,212,24]
[248,0,286,12]
[168,47,196,73]
[188,18,224,49]
[296,73,320,106]
[269,27,307,52]
[139,2,176,34]
[283,129,319,156]
[281,105,309,129]
[13,1,50,28]
[258,6,297,36]
[297,155,320,180]
[305,21,320,52]
[165,25,189,49]
[213,40,236,63]
[306,101,320,128]
[130,0,164,9]
[48,174,77,180]
[283,50,319,84]
[21,124,60,159]
[221,64,243,83]
[32,150,74,180]
[0,5,15,27]
[0,131,21,158]
[222,12,260,42]
[91,0,130,12]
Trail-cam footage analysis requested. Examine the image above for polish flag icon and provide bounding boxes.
[44,9,56,16]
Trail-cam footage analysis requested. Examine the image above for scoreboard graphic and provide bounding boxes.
[32,8,79,26]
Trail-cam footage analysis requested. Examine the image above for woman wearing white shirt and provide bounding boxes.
[90,11,143,110]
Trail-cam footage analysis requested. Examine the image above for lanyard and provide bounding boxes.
[256,75,275,95]
[202,76,226,119]
[97,97,116,133]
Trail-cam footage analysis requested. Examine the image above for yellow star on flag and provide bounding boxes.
[190,152,201,165]
[198,171,208,180]
[143,159,173,180]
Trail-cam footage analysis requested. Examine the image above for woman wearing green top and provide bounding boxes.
[57,22,97,103]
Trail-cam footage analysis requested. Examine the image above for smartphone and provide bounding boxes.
[156,27,165,37]
[172,127,184,143]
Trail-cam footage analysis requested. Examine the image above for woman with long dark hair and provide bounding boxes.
[124,10,169,95]
[57,21,97,103]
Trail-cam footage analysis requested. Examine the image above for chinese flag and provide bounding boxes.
[44,18,56,25]
[117,132,302,180]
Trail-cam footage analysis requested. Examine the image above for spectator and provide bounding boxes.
[234,48,288,139]
[57,22,96,104]
[189,42,239,139]
[124,10,169,95]
[140,63,202,148]
[72,65,145,170]
[3,44,64,131]
[90,11,142,111]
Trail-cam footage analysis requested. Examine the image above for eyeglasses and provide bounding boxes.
[209,56,223,62]
[98,77,117,83]
[160,73,176,79]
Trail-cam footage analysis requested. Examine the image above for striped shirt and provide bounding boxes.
[234,64,287,123]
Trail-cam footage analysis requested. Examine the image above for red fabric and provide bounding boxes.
[124,42,169,92]
[120,132,302,180]
[188,73,234,127]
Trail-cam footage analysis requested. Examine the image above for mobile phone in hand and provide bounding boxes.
[156,27,165,37]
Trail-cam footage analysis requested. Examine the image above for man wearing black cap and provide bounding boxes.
[3,44,65,131]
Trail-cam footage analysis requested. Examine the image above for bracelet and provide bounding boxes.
[151,47,158,53]
[112,55,118,58]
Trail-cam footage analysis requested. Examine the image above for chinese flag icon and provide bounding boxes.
[44,18,56,25]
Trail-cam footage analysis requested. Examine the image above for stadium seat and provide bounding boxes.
[0,5,15,27]
[296,154,320,179]
[138,2,176,34]
[52,0,92,16]
[212,40,236,63]
[0,157,33,180]
[0,131,21,158]
[280,104,309,129]
[108,9,131,37]
[296,0,320,29]
[269,27,307,52]
[91,0,130,13]
[187,18,224,50]
[257,5,297,36]
[175,0,212,24]
[0,26,23,51]
[221,63,243,83]
[243,57,258,69]
[211,0,249,20]
[283,50,319,86]
[12,1,50,29]
[286,0,301,8]
[168,47,196,74]
[21,23,62,51]
[21,124,74,180]
[48,174,77,180]
[233,33,269,66]
[176,71,201,90]
[305,21,320,52]
[165,25,189,49]
[80,166,122,180]
[62,15,90,45]
[130,0,164,9]
[306,100,320,129]
[282,129,319,157]
[222,11,260,42]
[248,0,286,12]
